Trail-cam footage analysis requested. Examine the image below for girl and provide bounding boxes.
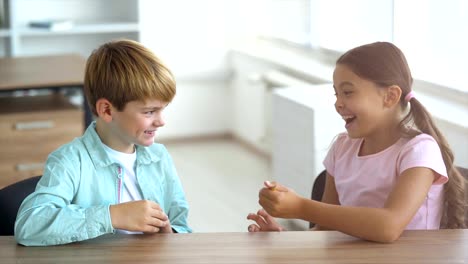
[247,42,466,243]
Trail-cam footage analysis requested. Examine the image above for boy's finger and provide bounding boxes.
[148,200,162,210]
[144,225,160,233]
[150,218,168,228]
[151,210,168,221]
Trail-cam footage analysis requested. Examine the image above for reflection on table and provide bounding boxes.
[1,229,467,263]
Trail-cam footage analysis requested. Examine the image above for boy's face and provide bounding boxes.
[108,98,168,153]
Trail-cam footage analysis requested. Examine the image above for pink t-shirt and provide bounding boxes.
[323,133,448,229]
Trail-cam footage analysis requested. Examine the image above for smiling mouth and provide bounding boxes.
[144,130,155,135]
[342,115,356,125]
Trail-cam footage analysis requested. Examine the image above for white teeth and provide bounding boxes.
[342,115,355,120]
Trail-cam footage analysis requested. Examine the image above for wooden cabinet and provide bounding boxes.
[0,54,87,189]
[0,94,82,189]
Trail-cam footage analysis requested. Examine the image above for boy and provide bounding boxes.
[15,39,191,246]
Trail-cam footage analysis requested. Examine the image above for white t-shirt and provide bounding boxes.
[323,133,448,229]
[102,143,143,234]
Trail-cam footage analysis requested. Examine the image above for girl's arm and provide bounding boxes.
[313,173,340,231]
[261,167,435,243]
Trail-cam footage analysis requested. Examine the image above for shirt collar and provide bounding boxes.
[82,122,161,168]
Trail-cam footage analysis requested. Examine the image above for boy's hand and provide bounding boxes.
[158,218,173,233]
[110,200,170,233]
[247,209,285,232]
[259,181,304,219]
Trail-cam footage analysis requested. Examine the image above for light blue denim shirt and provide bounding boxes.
[15,122,191,246]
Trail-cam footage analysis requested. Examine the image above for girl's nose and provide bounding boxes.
[334,98,343,110]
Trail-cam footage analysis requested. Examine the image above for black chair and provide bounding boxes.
[309,170,326,228]
[0,176,41,236]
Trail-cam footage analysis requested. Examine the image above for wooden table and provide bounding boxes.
[0,230,467,263]
[0,54,92,127]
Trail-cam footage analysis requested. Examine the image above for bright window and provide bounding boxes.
[257,0,468,93]
[310,0,393,51]
[394,0,468,93]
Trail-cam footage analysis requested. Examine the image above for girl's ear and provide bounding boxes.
[384,85,402,108]
[95,98,113,123]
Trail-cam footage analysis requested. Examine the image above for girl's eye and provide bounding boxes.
[145,111,155,115]
[344,91,353,96]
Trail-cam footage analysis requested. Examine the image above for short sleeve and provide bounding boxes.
[323,133,347,177]
[398,134,448,185]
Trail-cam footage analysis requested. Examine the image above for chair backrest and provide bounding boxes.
[309,170,326,228]
[0,176,41,236]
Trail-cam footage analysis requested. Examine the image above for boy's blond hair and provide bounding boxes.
[84,39,176,115]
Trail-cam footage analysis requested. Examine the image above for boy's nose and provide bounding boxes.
[154,115,165,127]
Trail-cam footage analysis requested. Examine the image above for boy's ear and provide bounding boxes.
[384,85,402,108]
[95,98,113,122]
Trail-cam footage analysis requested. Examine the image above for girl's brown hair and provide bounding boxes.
[84,39,176,115]
[336,42,466,228]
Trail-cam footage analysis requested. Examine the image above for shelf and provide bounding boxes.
[0,0,140,57]
[18,22,140,37]
[0,28,10,37]
[0,93,79,114]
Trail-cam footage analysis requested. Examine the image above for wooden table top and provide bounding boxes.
[0,54,86,90]
[1,230,467,263]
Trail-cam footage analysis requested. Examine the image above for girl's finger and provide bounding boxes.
[247,213,268,228]
[257,209,275,224]
[248,224,260,232]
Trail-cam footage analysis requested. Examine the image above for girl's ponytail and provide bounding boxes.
[402,97,467,228]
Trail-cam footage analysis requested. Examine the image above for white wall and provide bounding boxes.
[139,0,232,140]
[156,79,232,140]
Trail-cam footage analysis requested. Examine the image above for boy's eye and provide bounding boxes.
[144,111,155,115]
[343,91,353,95]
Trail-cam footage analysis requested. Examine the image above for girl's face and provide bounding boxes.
[332,64,389,139]
[107,99,168,153]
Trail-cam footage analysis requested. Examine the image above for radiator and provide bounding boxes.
[260,70,327,153]
[269,74,343,230]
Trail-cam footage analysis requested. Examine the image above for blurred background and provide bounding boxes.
[1,0,467,231]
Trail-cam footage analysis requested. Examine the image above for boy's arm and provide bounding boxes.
[14,155,114,246]
[163,151,192,233]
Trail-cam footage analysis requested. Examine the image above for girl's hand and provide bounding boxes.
[247,209,285,232]
[259,181,304,219]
